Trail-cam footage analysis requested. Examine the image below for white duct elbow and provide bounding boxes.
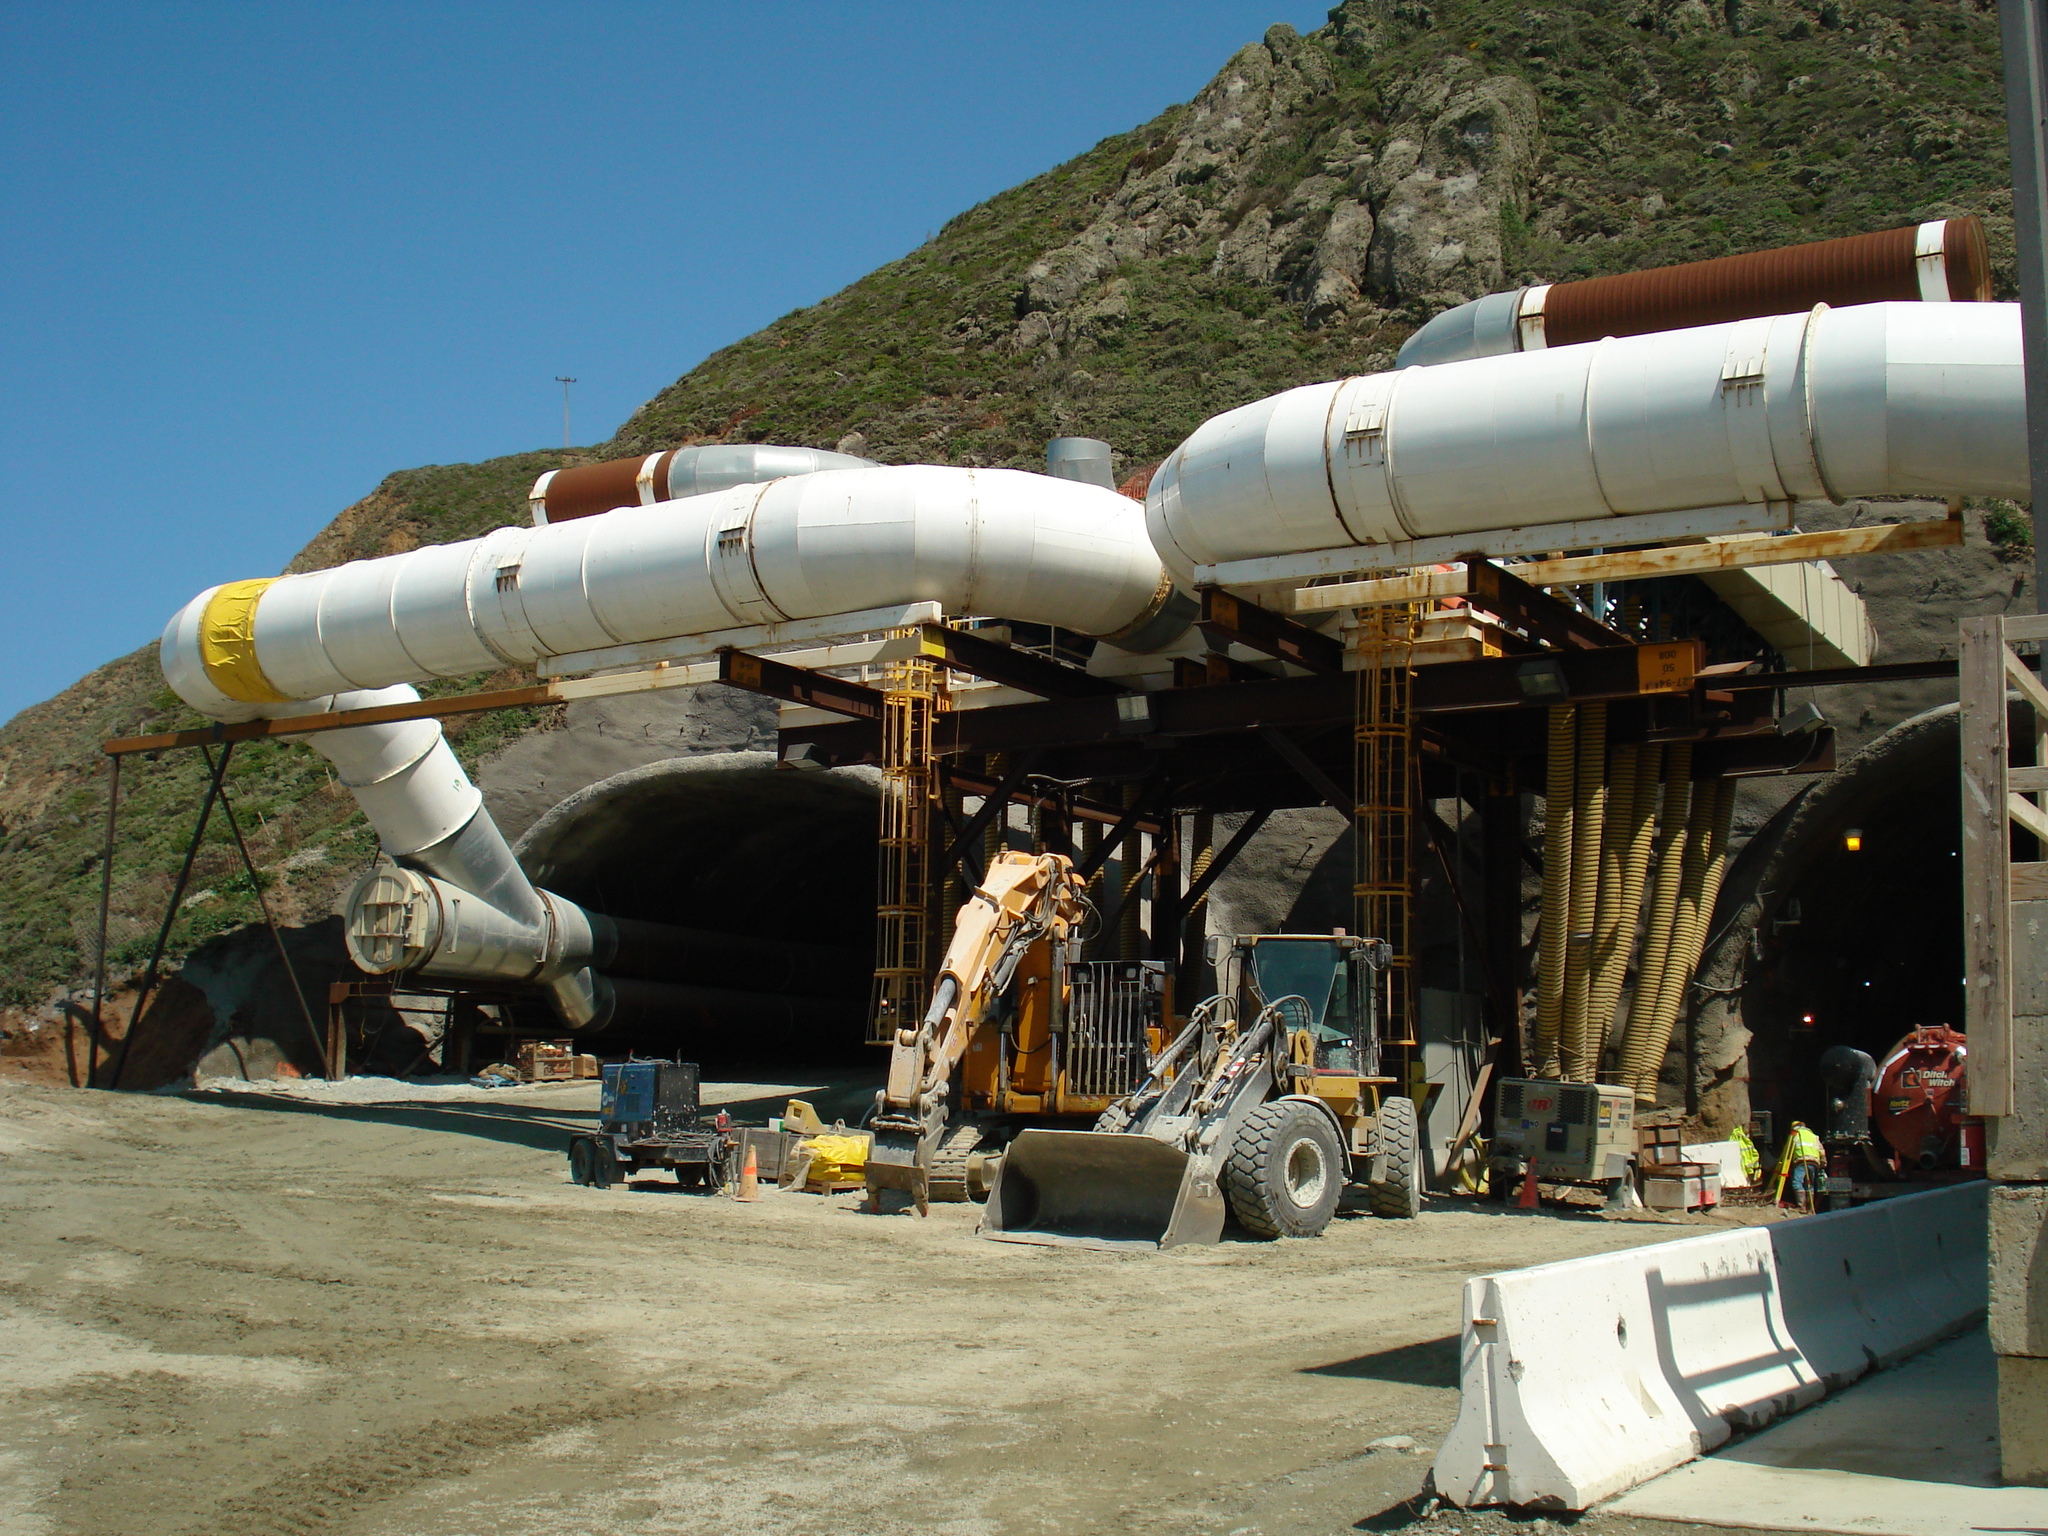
[159,466,1177,709]
[1146,300,2026,577]
[159,605,482,859]
[345,862,617,1030]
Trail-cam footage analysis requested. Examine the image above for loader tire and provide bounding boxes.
[1367,1095,1422,1219]
[1224,1100,1344,1239]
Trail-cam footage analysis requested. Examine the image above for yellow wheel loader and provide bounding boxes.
[864,850,1168,1212]
[979,933,1424,1249]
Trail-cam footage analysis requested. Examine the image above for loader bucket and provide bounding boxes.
[979,1129,1225,1250]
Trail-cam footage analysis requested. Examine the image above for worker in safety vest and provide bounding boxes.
[1774,1120,1825,1211]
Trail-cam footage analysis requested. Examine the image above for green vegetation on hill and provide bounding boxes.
[0,0,2015,1013]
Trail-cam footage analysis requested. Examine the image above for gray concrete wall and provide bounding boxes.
[1991,898,2048,1484]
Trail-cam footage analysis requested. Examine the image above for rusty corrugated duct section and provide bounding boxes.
[1397,215,1991,368]
[529,442,879,524]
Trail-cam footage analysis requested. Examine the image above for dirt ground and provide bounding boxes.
[0,1077,1801,1536]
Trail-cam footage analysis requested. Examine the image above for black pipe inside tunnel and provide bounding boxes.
[1730,704,1973,1135]
[515,753,880,1067]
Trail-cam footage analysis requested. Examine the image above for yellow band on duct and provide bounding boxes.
[198,579,290,704]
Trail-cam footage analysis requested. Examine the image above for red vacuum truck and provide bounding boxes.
[1818,1025,1983,1207]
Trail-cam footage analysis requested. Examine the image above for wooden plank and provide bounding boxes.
[1960,616,2015,1116]
[2001,613,2048,643]
[2013,861,2048,900]
[1293,517,1964,613]
[2005,646,2048,723]
[2010,767,2048,795]
[2014,792,2048,847]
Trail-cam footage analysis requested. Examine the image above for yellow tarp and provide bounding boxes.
[198,578,288,703]
[797,1134,869,1188]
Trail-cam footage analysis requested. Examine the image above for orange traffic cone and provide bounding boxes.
[735,1144,760,1202]
[1517,1165,1540,1210]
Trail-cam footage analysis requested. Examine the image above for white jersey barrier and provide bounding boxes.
[1430,1182,1987,1511]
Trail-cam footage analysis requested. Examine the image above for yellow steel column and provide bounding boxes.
[867,647,944,1047]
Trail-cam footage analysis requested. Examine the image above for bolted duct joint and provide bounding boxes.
[344,861,607,989]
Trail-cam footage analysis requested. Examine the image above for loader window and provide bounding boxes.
[1250,941,1345,1039]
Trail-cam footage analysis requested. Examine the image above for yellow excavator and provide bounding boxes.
[864,850,1165,1211]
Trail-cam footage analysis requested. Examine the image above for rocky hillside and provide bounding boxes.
[0,0,2020,1046]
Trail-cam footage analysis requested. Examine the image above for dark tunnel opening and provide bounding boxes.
[515,753,880,1071]
[1736,708,1967,1138]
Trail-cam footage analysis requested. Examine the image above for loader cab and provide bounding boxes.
[1210,934,1387,1077]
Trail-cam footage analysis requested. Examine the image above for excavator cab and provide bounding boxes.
[982,933,1421,1249]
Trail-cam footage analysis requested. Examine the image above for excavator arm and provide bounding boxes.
[865,850,1088,1212]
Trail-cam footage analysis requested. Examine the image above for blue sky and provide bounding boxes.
[0,2,1329,727]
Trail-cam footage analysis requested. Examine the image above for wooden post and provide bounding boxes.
[1962,616,2014,1117]
[325,983,350,1083]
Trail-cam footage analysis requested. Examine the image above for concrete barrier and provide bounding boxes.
[1431,1183,1987,1510]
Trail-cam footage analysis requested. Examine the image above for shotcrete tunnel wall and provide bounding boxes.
[514,752,881,1065]
[1689,704,1980,1136]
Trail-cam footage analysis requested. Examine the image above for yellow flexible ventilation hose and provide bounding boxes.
[1583,741,1639,1079]
[1630,774,1734,1101]
[1533,705,1577,1078]
[1588,743,1663,1077]
[1620,746,1693,1098]
[1560,702,1609,1082]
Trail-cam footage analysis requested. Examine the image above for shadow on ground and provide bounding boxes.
[1303,1335,1460,1388]
[178,1073,884,1154]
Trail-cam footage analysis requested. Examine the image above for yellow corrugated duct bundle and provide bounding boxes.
[1533,705,1577,1078]
[1619,746,1694,1099]
[1560,703,1609,1082]
[1626,774,1736,1102]
[1587,743,1664,1076]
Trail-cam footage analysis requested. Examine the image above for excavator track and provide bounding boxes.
[926,1122,988,1203]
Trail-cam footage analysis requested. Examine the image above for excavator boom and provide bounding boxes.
[865,851,1088,1212]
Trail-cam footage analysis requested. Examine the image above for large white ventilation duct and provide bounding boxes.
[159,465,1175,1031]
[1145,300,2025,578]
[163,466,1174,711]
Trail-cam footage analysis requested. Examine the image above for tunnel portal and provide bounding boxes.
[1727,707,1966,1136]
[515,752,880,1067]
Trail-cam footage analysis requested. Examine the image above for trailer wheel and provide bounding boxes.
[568,1137,611,1189]
[1367,1095,1422,1219]
[1224,1100,1344,1239]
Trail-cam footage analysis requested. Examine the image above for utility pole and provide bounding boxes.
[555,376,577,449]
